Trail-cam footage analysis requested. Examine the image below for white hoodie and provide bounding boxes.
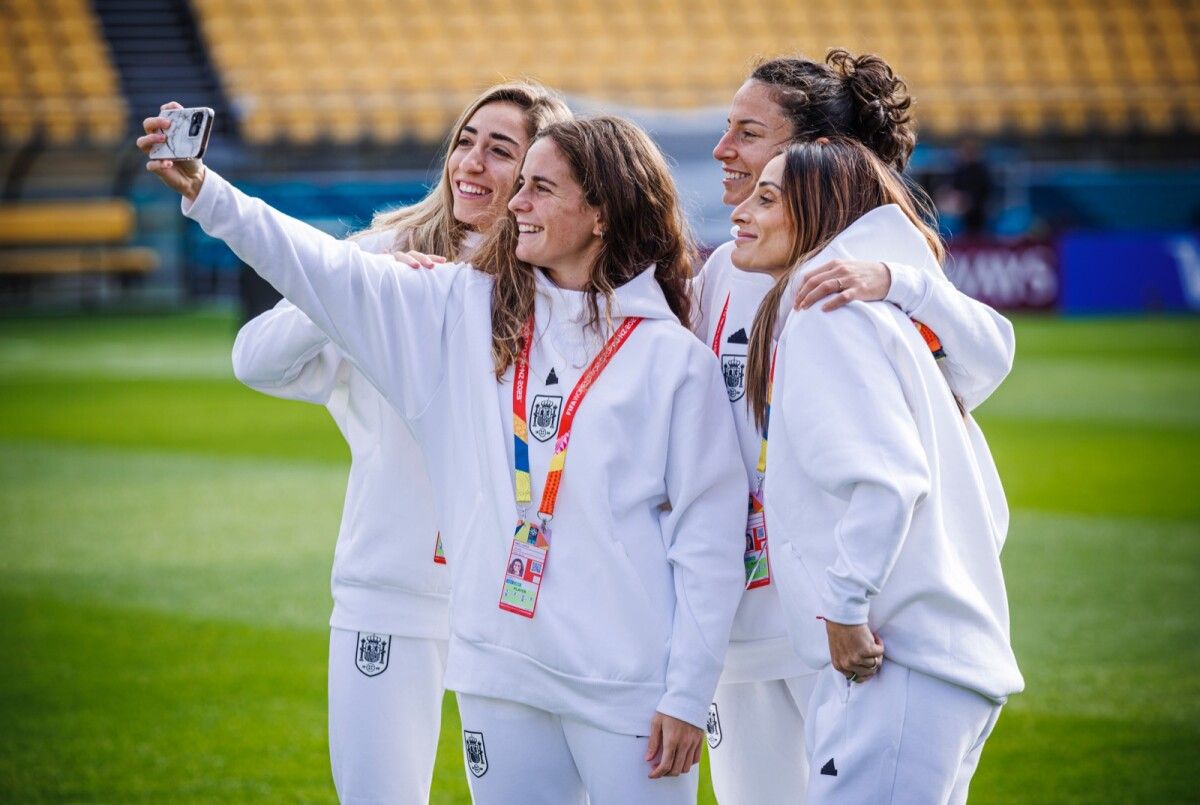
[184,170,748,734]
[763,205,1023,702]
[692,238,1016,683]
[227,229,483,639]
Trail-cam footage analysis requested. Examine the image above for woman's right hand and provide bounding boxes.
[137,101,206,201]
[390,250,447,269]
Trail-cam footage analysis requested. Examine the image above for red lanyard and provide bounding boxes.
[512,314,643,521]
[710,292,731,354]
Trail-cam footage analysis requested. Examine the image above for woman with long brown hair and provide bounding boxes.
[144,114,746,804]
[172,81,573,804]
[733,138,1021,803]
[696,49,1016,804]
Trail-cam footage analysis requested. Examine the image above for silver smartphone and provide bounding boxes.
[148,107,215,161]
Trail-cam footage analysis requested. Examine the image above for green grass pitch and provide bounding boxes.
[1,311,1197,802]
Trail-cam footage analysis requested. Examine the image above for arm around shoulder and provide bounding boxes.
[232,299,342,405]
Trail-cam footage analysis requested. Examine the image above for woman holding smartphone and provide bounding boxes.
[142,114,746,804]
[140,84,571,804]
[733,139,1021,803]
[695,50,1017,803]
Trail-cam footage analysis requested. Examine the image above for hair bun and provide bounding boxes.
[826,49,916,171]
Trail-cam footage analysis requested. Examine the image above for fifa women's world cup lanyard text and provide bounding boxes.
[500,315,644,618]
[712,293,771,590]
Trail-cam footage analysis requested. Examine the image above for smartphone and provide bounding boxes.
[148,107,215,161]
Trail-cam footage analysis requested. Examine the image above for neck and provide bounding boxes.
[543,262,591,291]
[734,262,790,279]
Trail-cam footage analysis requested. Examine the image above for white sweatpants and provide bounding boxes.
[707,673,818,804]
[328,629,448,805]
[804,663,1001,805]
[456,693,699,805]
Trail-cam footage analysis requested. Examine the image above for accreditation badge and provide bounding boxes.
[498,520,550,618]
[433,532,447,565]
[745,492,770,589]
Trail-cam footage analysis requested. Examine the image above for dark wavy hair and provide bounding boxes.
[750,49,916,172]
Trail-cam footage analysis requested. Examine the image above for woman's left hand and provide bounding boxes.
[825,619,884,682]
[645,712,703,778]
[793,259,892,312]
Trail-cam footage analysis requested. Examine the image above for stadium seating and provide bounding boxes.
[188,0,1200,144]
[0,199,158,276]
[0,0,127,147]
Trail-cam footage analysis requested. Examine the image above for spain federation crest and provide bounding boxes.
[529,394,563,442]
[464,730,488,777]
[721,355,746,402]
[706,702,723,748]
[355,632,391,677]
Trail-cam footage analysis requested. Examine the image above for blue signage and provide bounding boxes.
[1059,232,1200,314]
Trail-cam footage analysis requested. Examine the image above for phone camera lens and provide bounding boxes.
[189,112,203,136]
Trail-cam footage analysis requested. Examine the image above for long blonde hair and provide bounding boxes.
[472,116,698,378]
[352,81,572,259]
[745,138,944,428]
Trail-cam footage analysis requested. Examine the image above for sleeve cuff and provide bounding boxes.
[822,575,870,625]
[656,689,710,732]
[882,261,928,314]
[180,167,224,222]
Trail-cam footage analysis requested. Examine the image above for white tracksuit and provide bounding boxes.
[763,205,1023,804]
[230,229,472,805]
[183,170,747,804]
[692,240,1016,804]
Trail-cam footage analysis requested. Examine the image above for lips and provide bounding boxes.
[456,180,491,199]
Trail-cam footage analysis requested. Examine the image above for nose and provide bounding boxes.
[462,142,485,173]
[508,184,531,214]
[730,197,751,226]
[713,130,735,162]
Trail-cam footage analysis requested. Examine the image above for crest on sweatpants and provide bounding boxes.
[464,730,488,777]
[355,632,390,677]
[706,702,723,748]
[721,355,746,402]
[529,394,563,442]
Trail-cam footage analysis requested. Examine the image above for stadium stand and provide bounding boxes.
[0,198,158,278]
[188,0,1200,144]
[0,0,127,147]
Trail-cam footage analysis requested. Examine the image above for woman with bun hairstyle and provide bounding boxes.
[144,114,747,804]
[199,82,571,803]
[696,50,1016,803]
[734,139,1021,803]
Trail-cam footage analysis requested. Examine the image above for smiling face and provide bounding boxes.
[729,153,794,275]
[507,138,603,287]
[447,101,531,230]
[712,80,794,207]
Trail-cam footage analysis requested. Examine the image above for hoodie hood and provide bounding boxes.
[535,263,679,324]
[773,204,943,339]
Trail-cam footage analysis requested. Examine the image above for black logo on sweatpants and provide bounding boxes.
[821,757,838,776]
[464,730,488,777]
[355,632,390,677]
[706,702,723,748]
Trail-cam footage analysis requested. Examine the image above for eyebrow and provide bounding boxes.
[728,118,769,128]
[758,181,782,191]
[462,125,521,148]
[529,174,558,188]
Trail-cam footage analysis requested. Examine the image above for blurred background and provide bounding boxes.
[0,0,1197,802]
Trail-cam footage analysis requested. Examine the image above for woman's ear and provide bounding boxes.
[592,213,606,239]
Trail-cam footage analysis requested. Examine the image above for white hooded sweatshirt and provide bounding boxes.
[763,205,1023,703]
[227,230,487,639]
[692,238,1016,683]
[184,171,748,734]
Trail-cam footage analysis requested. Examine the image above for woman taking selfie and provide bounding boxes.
[734,139,1022,803]
[696,50,1016,804]
[142,114,746,804]
[165,82,572,804]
